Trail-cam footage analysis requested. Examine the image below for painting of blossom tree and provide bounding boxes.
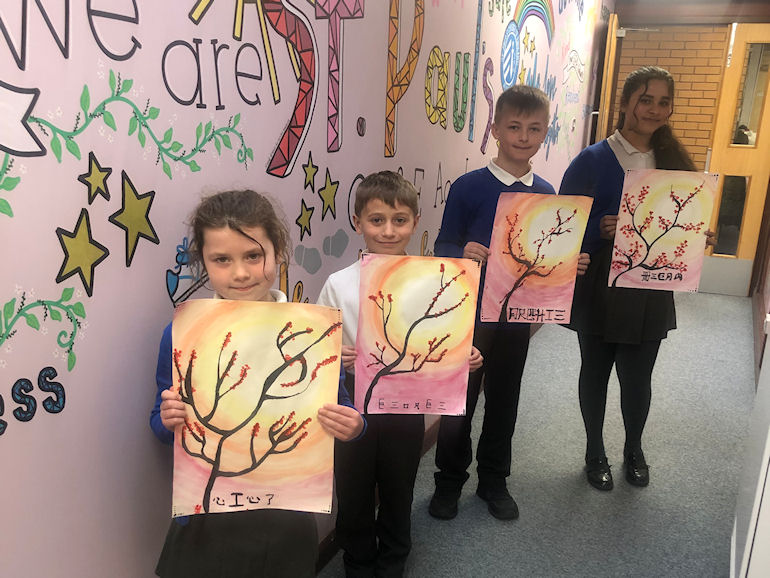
[611,169,717,292]
[171,299,342,517]
[355,254,480,416]
[481,193,592,324]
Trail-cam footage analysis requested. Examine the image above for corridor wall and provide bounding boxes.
[0,1,612,575]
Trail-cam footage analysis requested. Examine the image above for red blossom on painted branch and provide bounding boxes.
[498,208,577,321]
[362,263,470,413]
[611,182,705,286]
[173,348,197,392]
[173,317,342,513]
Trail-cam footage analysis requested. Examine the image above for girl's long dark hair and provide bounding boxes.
[618,66,696,171]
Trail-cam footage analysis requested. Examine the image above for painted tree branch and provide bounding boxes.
[611,183,705,286]
[220,412,312,478]
[28,70,252,180]
[0,152,21,218]
[0,288,85,370]
[172,320,341,513]
[498,208,577,321]
[362,263,469,413]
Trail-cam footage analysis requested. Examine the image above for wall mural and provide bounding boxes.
[0,1,611,575]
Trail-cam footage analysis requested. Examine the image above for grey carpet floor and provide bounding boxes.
[319,292,755,577]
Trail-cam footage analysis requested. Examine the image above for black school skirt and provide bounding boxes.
[568,243,676,344]
[155,509,318,578]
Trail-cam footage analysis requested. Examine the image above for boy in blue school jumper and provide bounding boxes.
[429,85,560,521]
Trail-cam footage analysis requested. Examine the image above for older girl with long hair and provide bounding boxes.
[560,66,712,491]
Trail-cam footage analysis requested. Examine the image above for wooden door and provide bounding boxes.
[702,24,770,300]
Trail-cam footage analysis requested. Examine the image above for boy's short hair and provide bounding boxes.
[354,171,419,217]
[494,85,550,123]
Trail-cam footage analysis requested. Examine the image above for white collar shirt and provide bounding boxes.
[607,129,656,172]
[488,160,535,187]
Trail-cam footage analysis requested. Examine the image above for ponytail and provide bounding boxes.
[651,125,696,171]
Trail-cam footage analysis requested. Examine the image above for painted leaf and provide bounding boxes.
[214,137,221,155]
[138,129,146,147]
[0,176,20,191]
[61,287,74,301]
[65,139,81,160]
[163,160,172,180]
[0,198,12,217]
[232,113,240,128]
[120,79,133,95]
[246,148,254,161]
[102,111,117,131]
[80,85,90,114]
[71,302,86,318]
[204,121,212,139]
[170,141,183,153]
[128,116,138,136]
[3,298,15,322]
[51,135,62,162]
[109,70,116,94]
[148,107,160,119]
[67,351,76,371]
[195,123,202,142]
[162,128,173,144]
[49,308,62,322]
[221,134,231,149]
[189,160,200,172]
[25,314,40,330]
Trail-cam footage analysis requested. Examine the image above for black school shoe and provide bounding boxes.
[428,490,459,520]
[624,450,650,487]
[585,456,614,491]
[475,486,519,520]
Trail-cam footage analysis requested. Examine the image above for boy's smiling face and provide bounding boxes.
[353,198,419,255]
[491,106,549,173]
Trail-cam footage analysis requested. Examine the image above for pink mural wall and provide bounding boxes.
[0,1,613,575]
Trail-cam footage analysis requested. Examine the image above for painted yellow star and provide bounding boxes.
[522,28,530,53]
[518,67,527,84]
[295,199,314,241]
[302,151,318,191]
[530,37,536,53]
[108,171,160,266]
[77,151,112,204]
[55,209,109,297]
[318,168,338,220]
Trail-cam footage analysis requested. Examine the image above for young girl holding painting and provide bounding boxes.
[149,189,364,577]
[559,66,713,491]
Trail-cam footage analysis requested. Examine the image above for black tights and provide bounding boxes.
[577,332,661,461]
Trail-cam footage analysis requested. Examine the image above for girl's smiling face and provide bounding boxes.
[620,79,673,138]
[202,226,278,301]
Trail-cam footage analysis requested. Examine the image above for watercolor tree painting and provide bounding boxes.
[611,169,717,292]
[171,299,342,517]
[354,254,480,416]
[481,193,592,324]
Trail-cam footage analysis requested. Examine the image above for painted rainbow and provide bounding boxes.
[514,0,555,46]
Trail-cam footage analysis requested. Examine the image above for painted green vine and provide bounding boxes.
[29,70,253,181]
[0,153,20,218]
[1,287,86,371]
